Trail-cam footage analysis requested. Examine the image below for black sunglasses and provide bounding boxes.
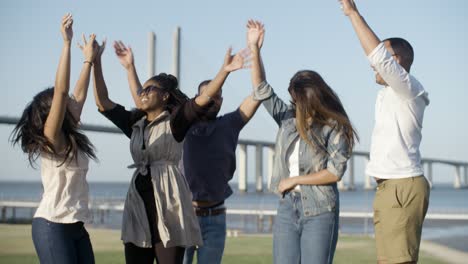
[138,86,164,96]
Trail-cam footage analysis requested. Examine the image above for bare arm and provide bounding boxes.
[43,14,73,151]
[238,95,261,123]
[92,39,116,111]
[69,33,98,121]
[340,0,380,56]
[114,41,143,109]
[248,20,266,88]
[278,170,339,193]
[248,20,289,125]
[194,47,250,107]
[237,20,267,123]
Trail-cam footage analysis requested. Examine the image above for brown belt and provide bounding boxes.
[194,207,226,217]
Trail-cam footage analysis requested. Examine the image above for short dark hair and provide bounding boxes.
[384,37,414,69]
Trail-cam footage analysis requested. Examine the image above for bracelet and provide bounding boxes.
[84,61,93,66]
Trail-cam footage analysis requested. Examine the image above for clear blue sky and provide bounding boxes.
[1,0,467,183]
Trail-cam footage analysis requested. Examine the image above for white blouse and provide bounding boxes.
[35,151,90,223]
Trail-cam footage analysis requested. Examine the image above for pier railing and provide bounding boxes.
[236,141,468,191]
[2,116,467,191]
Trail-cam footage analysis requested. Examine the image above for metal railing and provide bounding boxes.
[2,116,467,191]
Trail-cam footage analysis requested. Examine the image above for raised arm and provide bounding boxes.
[68,33,98,121]
[248,20,289,126]
[194,47,250,107]
[43,14,73,151]
[237,20,267,123]
[92,38,116,111]
[340,0,380,56]
[114,41,143,109]
[248,20,266,89]
[340,0,424,99]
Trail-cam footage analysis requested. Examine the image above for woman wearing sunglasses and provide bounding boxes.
[92,39,248,264]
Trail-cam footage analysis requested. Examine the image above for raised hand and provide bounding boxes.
[77,34,98,63]
[339,0,358,16]
[114,41,134,70]
[94,38,107,63]
[61,13,73,43]
[223,47,251,73]
[246,20,265,50]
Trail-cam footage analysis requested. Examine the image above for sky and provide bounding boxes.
[1,0,467,184]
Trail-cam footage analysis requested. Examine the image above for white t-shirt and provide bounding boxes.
[288,138,301,191]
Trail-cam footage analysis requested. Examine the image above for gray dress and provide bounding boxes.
[102,106,202,248]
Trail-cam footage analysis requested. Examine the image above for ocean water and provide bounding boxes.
[1,181,468,252]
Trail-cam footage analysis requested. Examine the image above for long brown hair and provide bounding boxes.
[288,70,358,153]
[10,88,96,166]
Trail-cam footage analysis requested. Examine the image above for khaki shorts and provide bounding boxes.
[373,176,430,263]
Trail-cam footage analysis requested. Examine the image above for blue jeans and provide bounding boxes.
[273,192,339,264]
[183,208,226,264]
[32,217,95,264]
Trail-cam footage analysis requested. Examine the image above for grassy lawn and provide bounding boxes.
[0,224,447,264]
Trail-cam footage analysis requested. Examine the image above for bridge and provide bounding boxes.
[1,116,468,192]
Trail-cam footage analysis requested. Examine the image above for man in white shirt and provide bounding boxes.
[340,0,430,263]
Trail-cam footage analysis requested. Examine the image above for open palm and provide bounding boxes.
[223,48,251,72]
[247,20,265,49]
[61,13,73,42]
[114,41,134,69]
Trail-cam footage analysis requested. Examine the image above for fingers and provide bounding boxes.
[82,33,87,46]
[101,38,107,47]
[113,41,123,55]
[114,41,129,55]
[62,13,73,29]
[100,38,107,52]
[225,46,233,57]
[89,33,96,43]
[247,19,264,30]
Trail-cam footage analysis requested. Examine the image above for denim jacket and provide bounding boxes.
[254,81,351,217]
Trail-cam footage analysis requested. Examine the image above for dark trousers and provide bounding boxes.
[125,173,185,264]
[32,217,95,264]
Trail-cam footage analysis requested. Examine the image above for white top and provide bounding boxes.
[366,43,430,179]
[34,151,90,223]
[288,138,301,191]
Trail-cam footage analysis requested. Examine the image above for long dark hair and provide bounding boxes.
[131,73,189,123]
[10,88,96,166]
[288,70,358,152]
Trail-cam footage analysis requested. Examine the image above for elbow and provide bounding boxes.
[329,173,340,184]
[325,168,341,183]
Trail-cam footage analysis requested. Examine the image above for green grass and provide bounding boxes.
[0,224,447,264]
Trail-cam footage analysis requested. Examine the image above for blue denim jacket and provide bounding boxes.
[254,82,351,217]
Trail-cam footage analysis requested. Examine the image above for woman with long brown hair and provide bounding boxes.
[11,14,98,263]
[247,20,358,264]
